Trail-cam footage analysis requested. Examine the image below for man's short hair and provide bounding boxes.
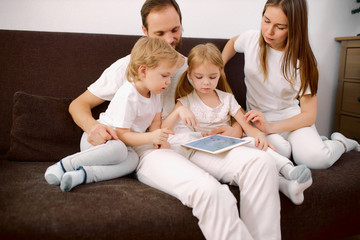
[141,0,182,31]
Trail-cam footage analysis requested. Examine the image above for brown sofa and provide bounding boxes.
[0,30,359,240]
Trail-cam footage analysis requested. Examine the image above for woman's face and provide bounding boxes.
[261,6,289,51]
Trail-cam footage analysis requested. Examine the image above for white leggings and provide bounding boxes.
[136,146,281,240]
[61,132,139,183]
[267,125,345,169]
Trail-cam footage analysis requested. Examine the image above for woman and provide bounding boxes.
[221,0,359,169]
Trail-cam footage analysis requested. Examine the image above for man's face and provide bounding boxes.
[142,6,182,50]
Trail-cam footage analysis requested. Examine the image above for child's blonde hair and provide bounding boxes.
[175,43,232,101]
[126,37,181,82]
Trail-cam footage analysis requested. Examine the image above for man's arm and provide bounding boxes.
[69,90,118,145]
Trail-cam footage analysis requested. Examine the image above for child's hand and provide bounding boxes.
[254,132,276,152]
[153,141,171,149]
[159,141,171,149]
[245,110,271,134]
[178,106,200,130]
[204,125,243,138]
[151,128,174,146]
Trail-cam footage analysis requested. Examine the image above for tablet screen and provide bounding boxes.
[182,134,250,154]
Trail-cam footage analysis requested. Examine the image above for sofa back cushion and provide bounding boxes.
[6,91,108,161]
[1,30,245,161]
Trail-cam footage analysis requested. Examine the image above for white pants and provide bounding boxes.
[61,132,139,183]
[136,147,281,240]
[267,125,344,169]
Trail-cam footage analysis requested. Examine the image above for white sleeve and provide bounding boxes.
[88,55,131,101]
[100,82,137,129]
[228,94,242,117]
[234,30,259,53]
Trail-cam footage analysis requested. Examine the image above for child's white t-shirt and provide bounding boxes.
[177,89,241,135]
[234,30,310,121]
[88,54,188,120]
[166,89,241,158]
[98,80,161,133]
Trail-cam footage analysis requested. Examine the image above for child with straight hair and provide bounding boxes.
[162,43,312,205]
[222,0,359,169]
[44,37,180,192]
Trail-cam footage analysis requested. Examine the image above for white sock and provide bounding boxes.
[60,168,86,192]
[44,162,64,186]
[279,176,312,205]
[320,135,329,141]
[331,132,360,153]
[289,164,312,183]
[279,164,313,205]
[279,163,293,180]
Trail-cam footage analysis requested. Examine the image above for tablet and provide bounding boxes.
[181,134,251,154]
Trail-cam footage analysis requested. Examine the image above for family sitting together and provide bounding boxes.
[44,0,360,239]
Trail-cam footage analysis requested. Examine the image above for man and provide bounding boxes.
[69,0,238,146]
[69,1,281,239]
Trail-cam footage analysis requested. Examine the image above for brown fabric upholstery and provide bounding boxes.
[6,91,109,162]
[7,92,81,161]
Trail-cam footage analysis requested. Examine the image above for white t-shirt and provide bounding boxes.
[98,81,161,133]
[167,89,242,158]
[177,89,241,135]
[88,54,188,120]
[234,30,310,122]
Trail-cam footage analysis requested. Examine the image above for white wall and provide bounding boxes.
[1,0,359,136]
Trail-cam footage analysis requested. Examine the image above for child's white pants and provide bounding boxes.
[136,147,281,240]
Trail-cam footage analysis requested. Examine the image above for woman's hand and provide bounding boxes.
[245,110,272,134]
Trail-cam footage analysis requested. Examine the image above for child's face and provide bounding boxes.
[261,6,288,51]
[142,60,177,95]
[189,61,220,95]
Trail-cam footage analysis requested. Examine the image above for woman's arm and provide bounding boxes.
[233,109,274,151]
[222,35,239,65]
[69,90,118,145]
[245,94,317,134]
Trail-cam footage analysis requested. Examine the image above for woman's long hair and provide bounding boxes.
[259,0,318,98]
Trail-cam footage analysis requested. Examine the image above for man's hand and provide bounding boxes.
[87,123,119,146]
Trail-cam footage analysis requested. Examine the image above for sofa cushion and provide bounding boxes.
[6,91,84,162]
